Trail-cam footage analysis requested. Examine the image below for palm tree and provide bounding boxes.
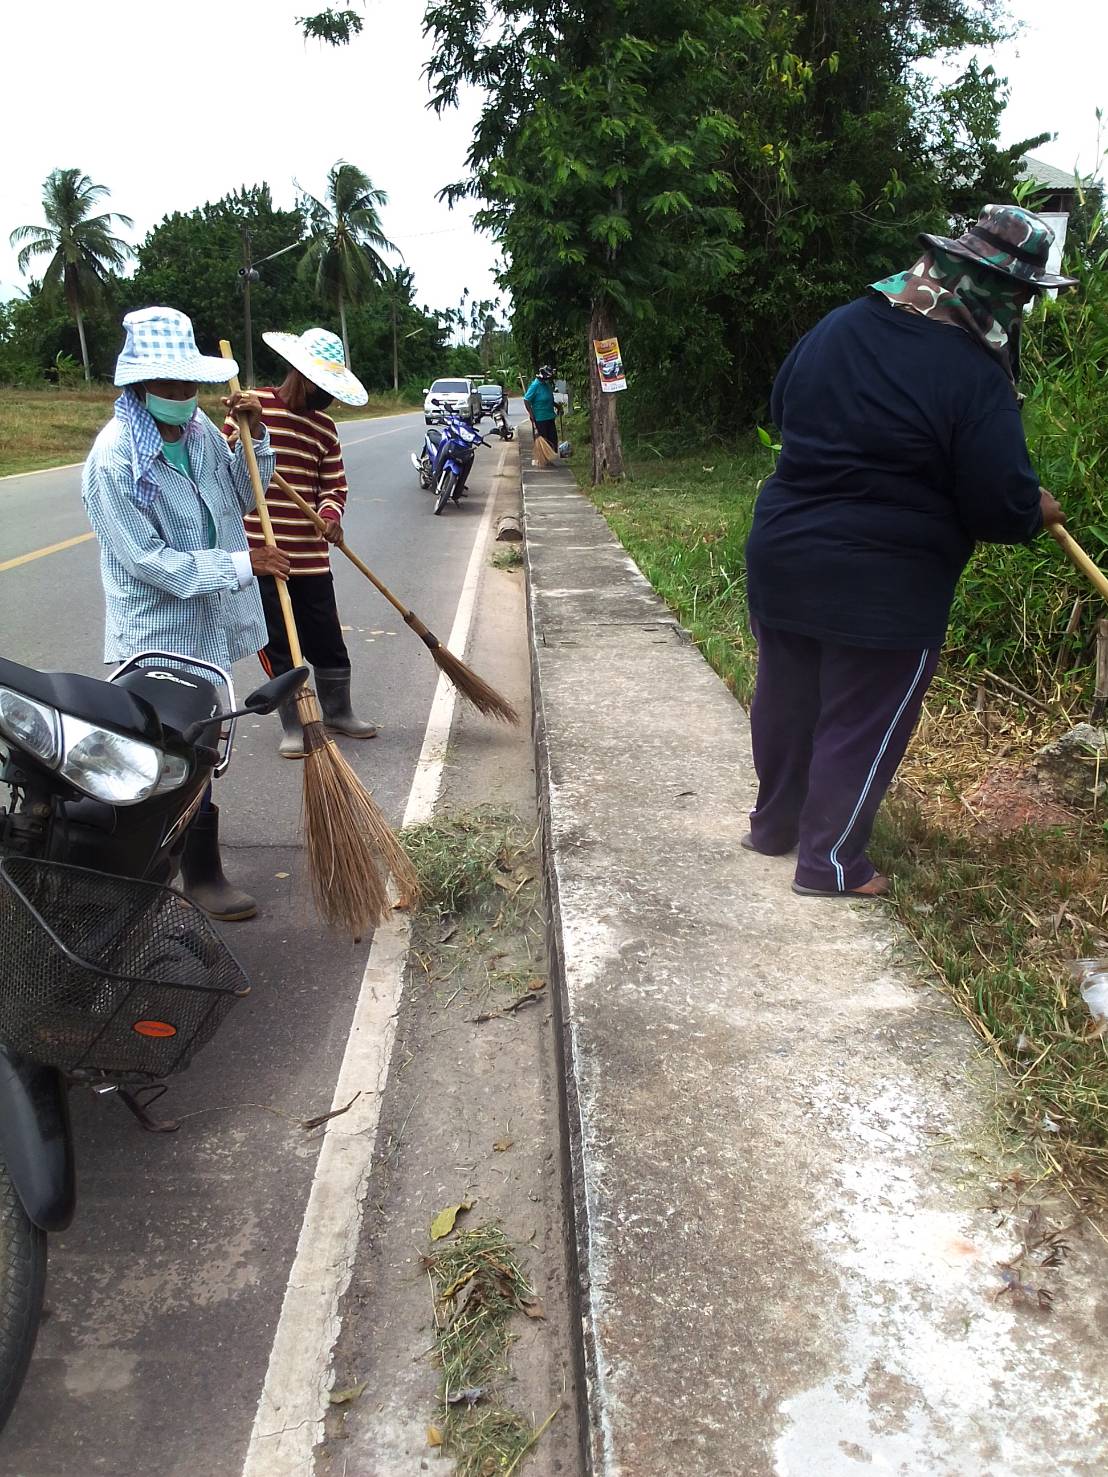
[10,168,133,382]
[299,161,398,365]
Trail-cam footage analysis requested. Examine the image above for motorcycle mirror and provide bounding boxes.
[243,666,310,715]
[180,666,309,744]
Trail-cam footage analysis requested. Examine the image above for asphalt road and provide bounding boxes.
[0,407,512,1475]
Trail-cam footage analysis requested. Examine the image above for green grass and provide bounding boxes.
[0,385,420,476]
[582,436,1108,1193]
[491,545,525,571]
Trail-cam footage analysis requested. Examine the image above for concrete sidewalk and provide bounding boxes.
[522,437,1108,1476]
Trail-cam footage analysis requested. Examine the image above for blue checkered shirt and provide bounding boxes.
[82,395,275,668]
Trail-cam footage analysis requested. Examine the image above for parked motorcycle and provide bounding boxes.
[0,650,306,1431]
[479,390,514,441]
[410,403,491,514]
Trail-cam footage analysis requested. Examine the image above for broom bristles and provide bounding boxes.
[432,645,520,725]
[294,687,420,936]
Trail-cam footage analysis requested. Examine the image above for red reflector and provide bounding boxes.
[133,1020,177,1038]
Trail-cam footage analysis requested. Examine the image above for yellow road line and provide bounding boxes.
[0,531,95,573]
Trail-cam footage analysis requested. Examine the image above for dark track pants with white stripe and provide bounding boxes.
[748,620,939,892]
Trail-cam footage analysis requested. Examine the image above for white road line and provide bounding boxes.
[340,423,416,447]
[240,446,510,1477]
[0,459,84,482]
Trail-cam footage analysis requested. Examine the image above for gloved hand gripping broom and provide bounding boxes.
[220,341,418,935]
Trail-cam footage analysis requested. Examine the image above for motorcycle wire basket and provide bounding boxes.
[0,857,248,1079]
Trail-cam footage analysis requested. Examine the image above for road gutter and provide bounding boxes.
[239,449,507,1477]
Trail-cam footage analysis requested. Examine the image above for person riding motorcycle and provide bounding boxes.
[81,306,291,921]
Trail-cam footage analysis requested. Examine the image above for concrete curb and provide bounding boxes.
[520,426,1108,1477]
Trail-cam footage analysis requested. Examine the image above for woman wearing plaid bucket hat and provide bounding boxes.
[743,205,1074,899]
[82,306,291,921]
[224,327,377,757]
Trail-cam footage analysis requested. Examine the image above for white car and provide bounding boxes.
[423,377,482,424]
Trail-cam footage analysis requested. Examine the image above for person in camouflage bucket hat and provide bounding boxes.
[872,205,1078,383]
[741,203,1070,900]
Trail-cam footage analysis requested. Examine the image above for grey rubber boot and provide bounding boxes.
[277,696,306,759]
[315,667,378,739]
[180,806,257,921]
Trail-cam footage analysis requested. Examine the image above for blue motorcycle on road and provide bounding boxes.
[410,404,489,515]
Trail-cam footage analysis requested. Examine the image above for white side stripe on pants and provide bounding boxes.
[828,649,931,891]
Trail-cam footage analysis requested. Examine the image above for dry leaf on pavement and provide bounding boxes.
[430,1200,474,1241]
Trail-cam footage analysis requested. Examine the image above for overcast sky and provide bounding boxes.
[0,0,1105,318]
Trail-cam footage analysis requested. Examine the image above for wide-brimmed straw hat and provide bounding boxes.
[919,204,1079,292]
[262,327,368,406]
[114,307,237,385]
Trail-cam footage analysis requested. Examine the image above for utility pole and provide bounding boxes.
[235,234,304,386]
[391,286,399,393]
[238,227,260,387]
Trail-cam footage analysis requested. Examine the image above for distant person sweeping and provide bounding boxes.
[744,205,1075,898]
[225,327,378,757]
[523,364,559,461]
[82,307,289,921]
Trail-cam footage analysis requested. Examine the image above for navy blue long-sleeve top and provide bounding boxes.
[745,294,1043,650]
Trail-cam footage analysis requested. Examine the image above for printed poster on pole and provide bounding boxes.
[593,337,627,393]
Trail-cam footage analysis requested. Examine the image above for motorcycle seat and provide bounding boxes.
[426,428,446,446]
[114,668,222,743]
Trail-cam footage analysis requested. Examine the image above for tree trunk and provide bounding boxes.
[338,291,350,368]
[391,295,399,393]
[588,300,624,484]
[74,300,91,383]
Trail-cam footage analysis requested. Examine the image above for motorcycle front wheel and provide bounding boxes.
[434,468,456,515]
[0,1160,46,1433]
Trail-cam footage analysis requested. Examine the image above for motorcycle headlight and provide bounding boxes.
[58,715,189,805]
[0,687,61,766]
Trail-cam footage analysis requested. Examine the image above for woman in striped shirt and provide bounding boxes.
[226,328,378,756]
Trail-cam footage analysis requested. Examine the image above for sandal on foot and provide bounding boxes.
[792,874,890,899]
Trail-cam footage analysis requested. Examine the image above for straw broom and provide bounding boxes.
[270,471,519,724]
[219,342,419,934]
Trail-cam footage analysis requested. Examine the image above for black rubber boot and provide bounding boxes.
[180,806,257,921]
[276,697,306,759]
[315,668,378,739]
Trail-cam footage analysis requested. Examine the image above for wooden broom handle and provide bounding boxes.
[270,471,411,620]
[218,341,306,668]
[1050,524,1108,605]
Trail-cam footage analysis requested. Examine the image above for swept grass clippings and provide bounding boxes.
[403,808,545,1012]
[403,808,531,917]
[425,1225,556,1476]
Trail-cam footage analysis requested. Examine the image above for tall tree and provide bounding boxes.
[424,1,753,482]
[300,0,1044,449]
[123,185,310,374]
[10,168,133,381]
[298,162,398,365]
